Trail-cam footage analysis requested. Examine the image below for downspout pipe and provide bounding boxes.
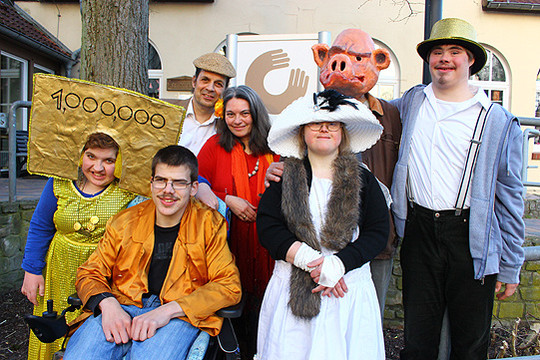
[422,0,443,85]
[67,48,81,78]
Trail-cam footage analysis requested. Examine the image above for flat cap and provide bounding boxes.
[193,53,236,79]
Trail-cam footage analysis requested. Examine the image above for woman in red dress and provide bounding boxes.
[197,85,278,357]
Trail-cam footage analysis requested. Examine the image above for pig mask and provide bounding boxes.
[312,29,390,100]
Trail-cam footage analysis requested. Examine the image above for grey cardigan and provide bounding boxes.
[390,85,525,284]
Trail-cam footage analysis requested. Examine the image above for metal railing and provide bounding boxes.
[524,245,540,261]
[7,101,32,202]
[520,117,540,191]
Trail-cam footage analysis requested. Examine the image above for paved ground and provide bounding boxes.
[524,218,540,238]
[3,176,540,240]
[0,175,48,202]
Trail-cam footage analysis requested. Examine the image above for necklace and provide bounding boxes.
[248,158,260,178]
[73,182,103,237]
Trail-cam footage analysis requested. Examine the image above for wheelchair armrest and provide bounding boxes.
[216,295,245,319]
[67,293,83,308]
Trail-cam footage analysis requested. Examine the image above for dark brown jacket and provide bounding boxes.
[361,94,402,259]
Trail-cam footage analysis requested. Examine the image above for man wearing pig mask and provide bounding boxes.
[266,29,401,317]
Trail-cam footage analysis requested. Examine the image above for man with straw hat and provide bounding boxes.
[390,18,524,359]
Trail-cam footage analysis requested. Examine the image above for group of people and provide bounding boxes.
[21,17,524,360]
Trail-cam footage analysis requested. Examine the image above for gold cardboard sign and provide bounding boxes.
[28,74,185,196]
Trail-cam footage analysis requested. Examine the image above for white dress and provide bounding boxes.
[255,177,385,360]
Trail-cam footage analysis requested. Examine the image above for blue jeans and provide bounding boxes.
[64,295,199,360]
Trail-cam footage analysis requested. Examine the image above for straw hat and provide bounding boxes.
[193,53,236,78]
[416,18,487,75]
[268,90,383,159]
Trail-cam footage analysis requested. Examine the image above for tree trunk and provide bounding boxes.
[80,0,149,94]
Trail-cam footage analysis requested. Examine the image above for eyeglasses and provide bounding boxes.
[306,122,342,132]
[152,177,192,190]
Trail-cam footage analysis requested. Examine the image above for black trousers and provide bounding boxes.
[400,203,497,360]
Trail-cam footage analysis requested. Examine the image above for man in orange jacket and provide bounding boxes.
[63,145,241,360]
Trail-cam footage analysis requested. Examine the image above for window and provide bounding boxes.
[1,52,28,130]
[469,47,510,109]
[148,42,163,98]
[33,64,54,75]
[1,52,28,166]
[372,40,400,101]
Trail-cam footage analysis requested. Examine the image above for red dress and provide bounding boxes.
[198,135,279,299]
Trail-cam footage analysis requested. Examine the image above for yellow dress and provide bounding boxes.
[27,179,135,360]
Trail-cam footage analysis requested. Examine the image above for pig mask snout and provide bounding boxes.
[330,54,349,72]
[329,54,353,75]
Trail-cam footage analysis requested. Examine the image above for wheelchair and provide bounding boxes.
[24,293,244,360]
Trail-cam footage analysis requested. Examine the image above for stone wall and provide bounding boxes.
[0,200,37,291]
[384,251,405,328]
[525,195,540,219]
[493,236,540,324]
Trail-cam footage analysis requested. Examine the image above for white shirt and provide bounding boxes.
[178,99,218,156]
[309,176,359,256]
[408,84,491,211]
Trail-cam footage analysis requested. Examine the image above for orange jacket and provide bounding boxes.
[75,198,242,336]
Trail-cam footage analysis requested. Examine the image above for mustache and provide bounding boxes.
[158,195,180,201]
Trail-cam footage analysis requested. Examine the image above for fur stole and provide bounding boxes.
[281,153,361,319]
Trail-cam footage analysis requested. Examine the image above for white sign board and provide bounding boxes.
[227,33,330,115]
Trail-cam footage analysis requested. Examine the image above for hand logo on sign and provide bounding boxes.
[245,49,309,114]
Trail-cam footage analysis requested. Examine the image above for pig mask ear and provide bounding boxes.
[312,44,330,67]
[373,48,391,71]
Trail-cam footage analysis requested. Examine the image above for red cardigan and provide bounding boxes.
[197,135,279,203]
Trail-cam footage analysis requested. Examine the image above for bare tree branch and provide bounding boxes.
[358,0,423,22]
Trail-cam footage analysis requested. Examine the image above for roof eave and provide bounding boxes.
[0,24,73,64]
[483,0,540,12]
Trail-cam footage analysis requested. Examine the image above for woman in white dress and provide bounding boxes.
[255,90,389,360]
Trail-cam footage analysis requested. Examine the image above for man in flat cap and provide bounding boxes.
[178,53,236,156]
[391,18,524,359]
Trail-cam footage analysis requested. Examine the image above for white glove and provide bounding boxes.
[293,243,322,272]
[318,255,345,288]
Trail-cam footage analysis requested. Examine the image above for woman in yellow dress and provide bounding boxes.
[21,132,136,360]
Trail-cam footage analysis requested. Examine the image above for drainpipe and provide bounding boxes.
[67,48,81,78]
[422,0,443,85]
[8,101,32,203]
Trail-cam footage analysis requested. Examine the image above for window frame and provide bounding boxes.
[1,51,29,130]
[468,46,510,109]
[148,41,163,99]
[372,39,400,101]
